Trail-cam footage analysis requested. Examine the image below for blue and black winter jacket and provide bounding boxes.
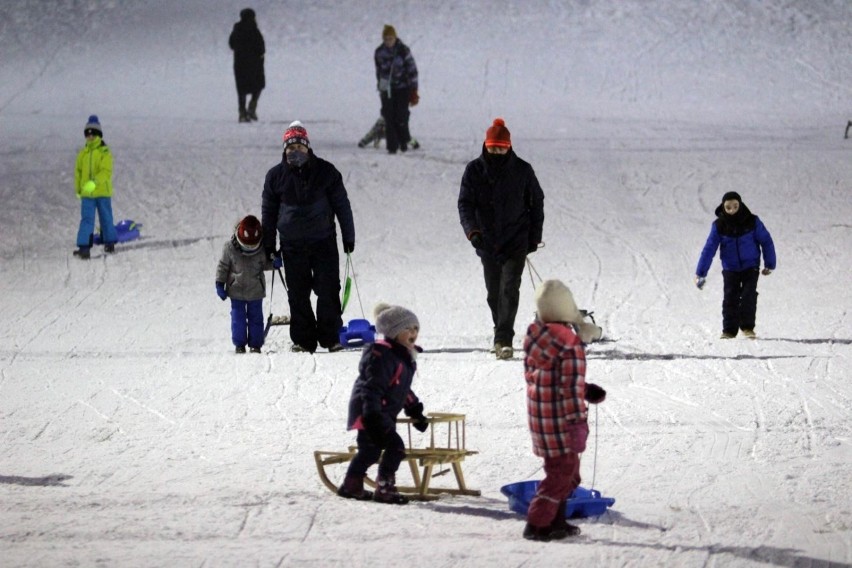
[374,39,418,92]
[696,201,776,276]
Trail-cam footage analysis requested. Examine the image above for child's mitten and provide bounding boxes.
[405,402,429,432]
[695,276,706,290]
[215,281,227,301]
[585,383,607,404]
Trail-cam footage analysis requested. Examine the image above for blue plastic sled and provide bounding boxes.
[93,219,142,244]
[500,480,615,518]
[339,318,376,348]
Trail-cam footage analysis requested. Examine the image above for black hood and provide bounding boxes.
[714,199,755,236]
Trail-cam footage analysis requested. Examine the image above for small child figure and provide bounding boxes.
[523,279,607,541]
[338,303,429,504]
[695,191,776,339]
[73,115,118,259]
[215,215,277,353]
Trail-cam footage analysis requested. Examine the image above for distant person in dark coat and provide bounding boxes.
[229,8,265,123]
[261,121,356,353]
[695,191,776,339]
[458,118,545,360]
[374,24,419,154]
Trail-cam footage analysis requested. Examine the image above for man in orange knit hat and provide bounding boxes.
[458,118,545,360]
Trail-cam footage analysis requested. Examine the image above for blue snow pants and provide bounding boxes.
[77,197,117,247]
[230,298,265,349]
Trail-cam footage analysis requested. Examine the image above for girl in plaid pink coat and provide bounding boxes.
[522,279,606,541]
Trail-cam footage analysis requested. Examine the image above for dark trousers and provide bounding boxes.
[380,88,411,152]
[482,252,527,345]
[238,91,260,117]
[527,452,582,528]
[281,236,343,352]
[230,298,265,349]
[722,268,760,334]
[346,429,406,480]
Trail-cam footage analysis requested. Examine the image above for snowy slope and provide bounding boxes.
[1,1,851,566]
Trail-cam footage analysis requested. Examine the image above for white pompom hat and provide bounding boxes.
[534,279,582,324]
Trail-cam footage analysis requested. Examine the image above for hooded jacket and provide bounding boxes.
[75,138,113,198]
[458,147,545,262]
[346,339,422,432]
[523,320,589,457]
[696,200,776,276]
[215,237,272,302]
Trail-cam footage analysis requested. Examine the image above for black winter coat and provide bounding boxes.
[346,339,422,432]
[229,18,265,93]
[458,147,545,262]
[261,153,355,251]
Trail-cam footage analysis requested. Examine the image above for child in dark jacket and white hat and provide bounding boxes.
[522,279,607,541]
[338,303,429,504]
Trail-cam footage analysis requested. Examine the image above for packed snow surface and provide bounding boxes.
[1,1,850,566]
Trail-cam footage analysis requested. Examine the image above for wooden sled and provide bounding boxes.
[314,412,480,501]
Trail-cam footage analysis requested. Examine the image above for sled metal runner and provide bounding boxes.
[314,413,480,501]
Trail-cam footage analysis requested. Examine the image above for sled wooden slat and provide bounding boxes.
[314,413,480,501]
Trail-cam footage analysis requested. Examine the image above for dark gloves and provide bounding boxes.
[362,412,388,448]
[469,232,483,250]
[405,402,429,432]
[215,281,227,301]
[409,89,419,106]
[585,383,606,404]
[527,241,539,254]
[343,241,355,254]
[273,256,283,269]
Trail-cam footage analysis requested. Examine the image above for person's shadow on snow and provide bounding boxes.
[0,474,72,487]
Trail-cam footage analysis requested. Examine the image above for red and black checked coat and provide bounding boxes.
[523,320,588,457]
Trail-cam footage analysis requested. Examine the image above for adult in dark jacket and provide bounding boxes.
[261,121,356,353]
[458,118,545,360]
[228,8,265,122]
[374,24,419,154]
[695,191,776,339]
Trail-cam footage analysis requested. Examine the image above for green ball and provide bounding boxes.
[82,180,96,195]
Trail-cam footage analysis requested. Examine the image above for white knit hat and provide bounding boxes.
[374,302,419,338]
[535,279,582,324]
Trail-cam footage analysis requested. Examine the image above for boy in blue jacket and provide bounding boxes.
[695,192,776,339]
[338,303,429,505]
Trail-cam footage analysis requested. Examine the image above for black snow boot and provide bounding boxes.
[523,522,569,542]
[73,247,91,260]
[550,500,581,537]
[337,475,374,501]
[104,243,115,253]
[373,474,409,505]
